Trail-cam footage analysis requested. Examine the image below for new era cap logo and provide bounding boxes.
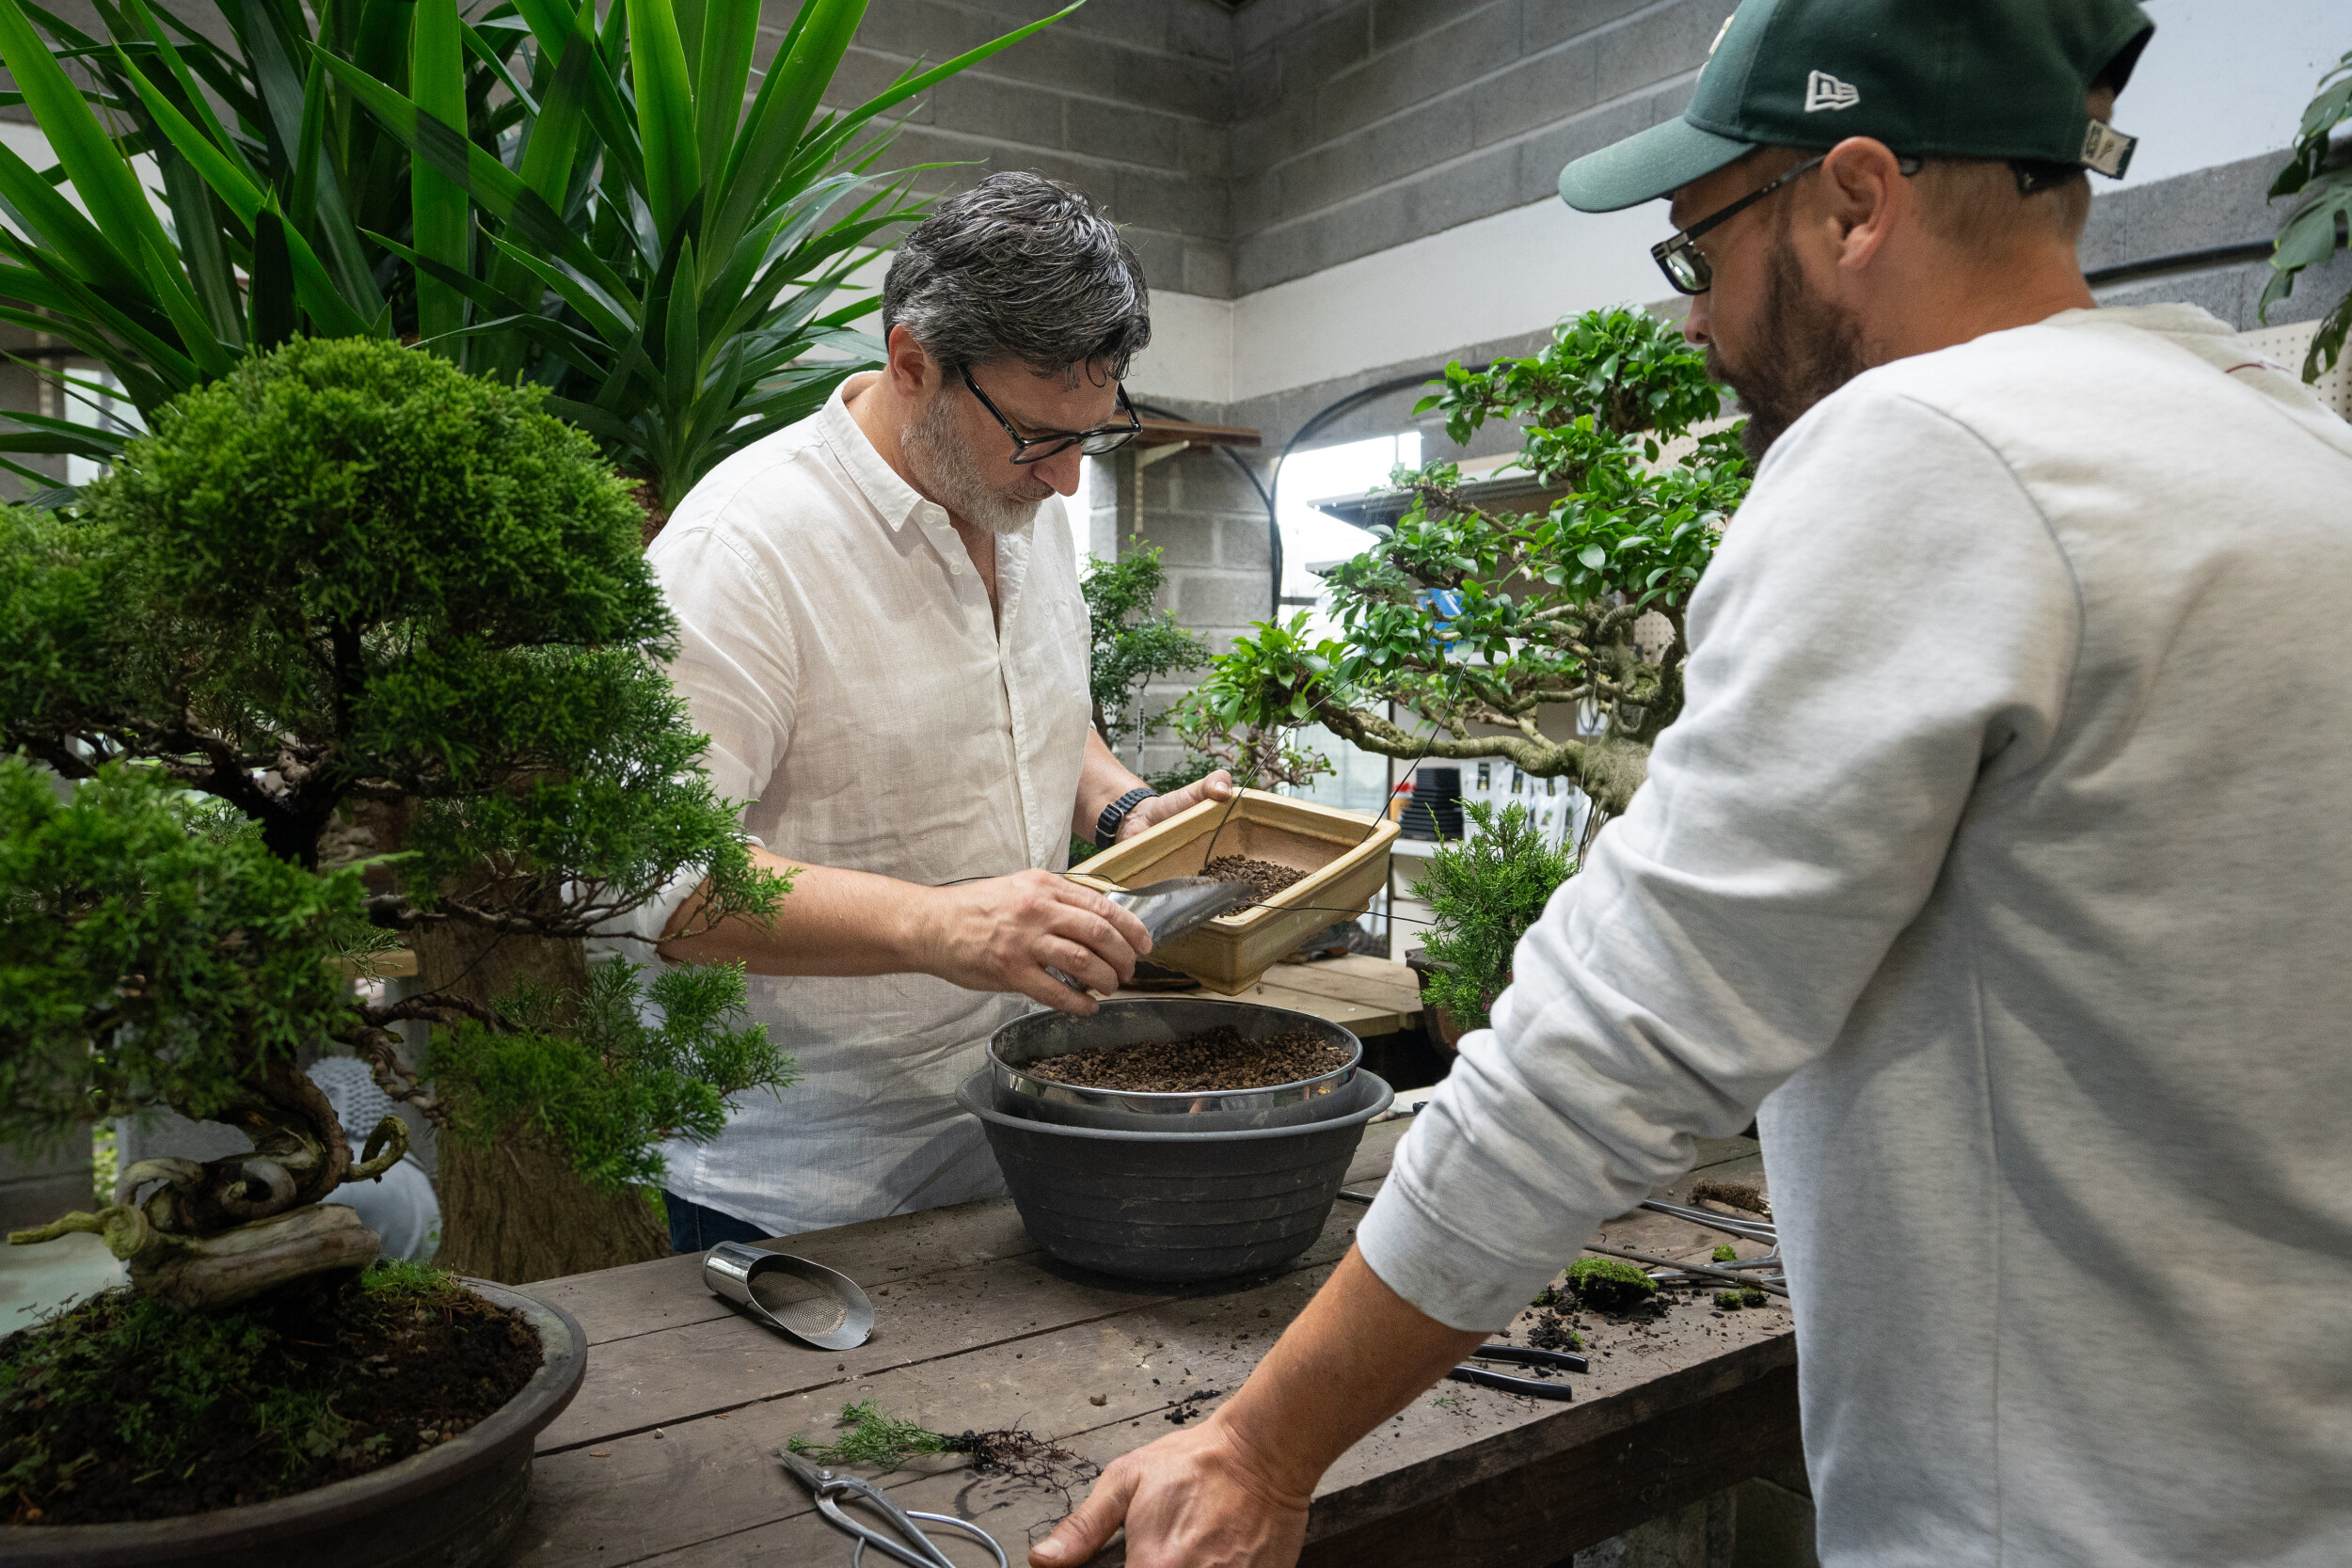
[1804,70,1859,112]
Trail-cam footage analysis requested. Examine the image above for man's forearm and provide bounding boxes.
[1216,1246,1488,1493]
[655,847,928,975]
[1074,725,1150,841]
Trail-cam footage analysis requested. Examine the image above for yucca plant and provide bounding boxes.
[0,0,1072,512]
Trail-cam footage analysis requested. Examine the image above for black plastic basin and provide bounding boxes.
[958,1068,1394,1282]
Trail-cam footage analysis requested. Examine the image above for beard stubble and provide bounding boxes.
[1704,230,1868,463]
[902,388,1055,535]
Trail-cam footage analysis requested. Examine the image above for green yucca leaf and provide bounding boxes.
[626,0,698,238]
[410,0,469,351]
[0,0,173,285]
[0,136,141,294]
[691,0,758,203]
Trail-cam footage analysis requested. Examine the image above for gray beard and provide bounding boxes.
[902,391,1046,536]
[1705,231,1868,462]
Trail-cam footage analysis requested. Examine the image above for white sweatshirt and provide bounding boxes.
[1358,305,2352,1568]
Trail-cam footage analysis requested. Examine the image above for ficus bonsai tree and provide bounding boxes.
[1182,308,1751,824]
[0,336,789,1307]
[2262,43,2352,381]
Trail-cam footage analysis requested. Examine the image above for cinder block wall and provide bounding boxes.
[1231,0,1730,293]
[815,0,1241,298]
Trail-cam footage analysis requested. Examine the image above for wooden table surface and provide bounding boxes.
[503,1121,1796,1568]
[1116,953,1428,1038]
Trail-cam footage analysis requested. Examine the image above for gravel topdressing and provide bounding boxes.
[1025,1023,1350,1092]
[1202,855,1311,902]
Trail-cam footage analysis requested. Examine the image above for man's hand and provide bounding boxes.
[1030,1412,1310,1568]
[1118,768,1237,841]
[912,869,1152,1013]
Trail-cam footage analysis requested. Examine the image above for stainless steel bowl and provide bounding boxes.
[989,998,1360,1132]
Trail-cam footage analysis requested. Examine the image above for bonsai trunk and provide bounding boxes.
[410,925,673,1282]
[437,1135,670,1283]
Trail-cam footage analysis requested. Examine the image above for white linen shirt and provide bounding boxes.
[623,373,1091,1236]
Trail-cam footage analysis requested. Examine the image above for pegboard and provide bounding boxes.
[2228,318,2352,420]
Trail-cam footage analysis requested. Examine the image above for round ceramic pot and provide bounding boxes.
[0,1279,586,1568]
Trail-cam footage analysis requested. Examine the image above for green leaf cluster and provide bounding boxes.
[1408,800,1574,1032]
[0,0,1074,506]
[0,756,363,1148]
[1082,548,1207,751]
[2262,45,2352,382]
[1186,308,1748,819]
[431,957,793,1191]
[787,1399,947,1470]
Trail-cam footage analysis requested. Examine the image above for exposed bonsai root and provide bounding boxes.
[129,1205,383,1313]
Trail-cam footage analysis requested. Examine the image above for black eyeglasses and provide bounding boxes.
[1649,154,1925,295]
[960,367,1140,465]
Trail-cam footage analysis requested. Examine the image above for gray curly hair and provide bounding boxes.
[882,172,1152,383]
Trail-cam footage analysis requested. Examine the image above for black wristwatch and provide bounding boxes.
[1094,786,1157,850]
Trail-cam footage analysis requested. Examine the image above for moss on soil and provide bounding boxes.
[1566,1257,1658,1313]
[0,1259,539,1527]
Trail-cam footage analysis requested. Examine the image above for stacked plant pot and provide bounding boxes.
[959,999,1393,1282]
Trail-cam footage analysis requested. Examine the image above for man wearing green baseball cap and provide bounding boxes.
[1033,2,2352,1565]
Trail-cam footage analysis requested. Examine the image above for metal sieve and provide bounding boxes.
[988,997,1360,1131]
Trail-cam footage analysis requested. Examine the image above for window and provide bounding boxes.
[59,361,143,489]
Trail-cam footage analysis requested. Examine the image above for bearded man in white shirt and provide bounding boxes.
[633,172,1235,1250]
[1030,1,2352,1565]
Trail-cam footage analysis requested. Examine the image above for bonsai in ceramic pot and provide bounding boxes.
[0,338,789,1547]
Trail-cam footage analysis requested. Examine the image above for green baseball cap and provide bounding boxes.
[1559,0,2155,212]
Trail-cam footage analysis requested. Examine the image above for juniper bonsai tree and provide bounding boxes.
[1184,309,1750,824]
[0,337,789,1307]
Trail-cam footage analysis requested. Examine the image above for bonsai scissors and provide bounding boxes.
[778,1449,1008,1568]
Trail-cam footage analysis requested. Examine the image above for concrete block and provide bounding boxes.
[929,71,1066,149]
[1233,94,1317,180]
[2077,150,2285,275]
[1115,45,1234,120]
[853,0,998,64]
[1280,93,1475,216]
[1145,513,1222,566]
[1237,47,1282,111]
[1120,225,1189,293]
[1372,0,1503,52]
[1176,568,1276,629]
[1069,96,1184,168]
[1217,512,1276,568]
[1168,0,1234,62]
[1472,35,1602,148]
[2260,247,2352,330]
[1593,0,1733,97]
[1522,0,1657,54]
[810,43,932,123]
[1512,88,1675,206]
[1179,119,1232,181]
[1401,141,1522,239]
[1115,166,1231,240]
[1235,0,1342,57]
[2092,262,2256,328]
[1312,0,1522,143]
[1276,3,1372,95]
[0,1131,91,1234]
[1182,240,1235,298]
[1232,170,1284,235]
[1234,186,1411,292]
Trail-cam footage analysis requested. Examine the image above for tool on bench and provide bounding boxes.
[1047,877,1251,995]
[1631,1196,1787,1291]
[780,1449,1009,1568]
[705,1243,875,1351]
[1446,1343,1588,1401]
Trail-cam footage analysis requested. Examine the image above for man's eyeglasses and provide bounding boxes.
[961,367,1140,465]
[1649,153,1922,295]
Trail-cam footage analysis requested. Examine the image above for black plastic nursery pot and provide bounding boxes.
[2,1280,586,1568]
[959,1067,1394,1282]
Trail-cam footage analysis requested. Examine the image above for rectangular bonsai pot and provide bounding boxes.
[1073,789,1397,994]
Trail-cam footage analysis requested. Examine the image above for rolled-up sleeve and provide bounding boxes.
[605,522,800,944]
[1358,390,2082,1329]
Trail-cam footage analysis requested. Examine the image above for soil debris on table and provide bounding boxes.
[1028,1024,1349,1092]
[1202,855,1311,901]
[1690,1179,1771,1215]
[0,1260,540,1527]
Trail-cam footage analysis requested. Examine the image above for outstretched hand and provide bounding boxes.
[1028,1413,1311,1568]
[914,869,1152,1013]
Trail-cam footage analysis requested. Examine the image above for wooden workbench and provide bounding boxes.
[502,1122,1796,1567]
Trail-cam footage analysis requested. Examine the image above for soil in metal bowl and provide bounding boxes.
[0,1260,541,1527]
[1026,1023,1350,1093]
[1201,855,1311,902]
